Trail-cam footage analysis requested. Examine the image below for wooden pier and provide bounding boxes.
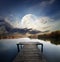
[13,42,46,62]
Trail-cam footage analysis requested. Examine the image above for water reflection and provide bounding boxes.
[38,38,60,45]
[0,38,60,62]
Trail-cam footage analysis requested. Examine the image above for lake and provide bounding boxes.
[0,38,60,62]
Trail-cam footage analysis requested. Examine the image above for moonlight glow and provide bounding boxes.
[21,14,51,31]
[7,14,60,31]
[21,14,46,30]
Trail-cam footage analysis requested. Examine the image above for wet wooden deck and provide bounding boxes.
[13,42,46,62]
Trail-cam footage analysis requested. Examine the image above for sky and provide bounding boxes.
[0,0,60,31]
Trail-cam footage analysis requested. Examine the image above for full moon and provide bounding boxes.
[21,14,44,30]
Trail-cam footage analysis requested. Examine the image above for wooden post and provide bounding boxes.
[37,43,43,53]
[41,44,43,53]
[17,44,20,52]
[17,44,23,52]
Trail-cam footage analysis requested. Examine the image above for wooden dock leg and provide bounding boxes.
[17,44,20,52]
[41,44,43,53]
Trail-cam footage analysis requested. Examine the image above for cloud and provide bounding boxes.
[51,11,60,20]
[40,0,55,8]
[4,14,60,32]
[27,0,55,16]
[20,14,57,31]
[5,15,21,28]
[50,0,55,4]
[52,20,60,31]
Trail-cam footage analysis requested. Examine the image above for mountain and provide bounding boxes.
[0,19,35,34]
[11,28,32,34]
[0,19,49,35]
[28,30,40,34]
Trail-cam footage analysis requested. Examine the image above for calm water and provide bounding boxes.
[0,38,60,62]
